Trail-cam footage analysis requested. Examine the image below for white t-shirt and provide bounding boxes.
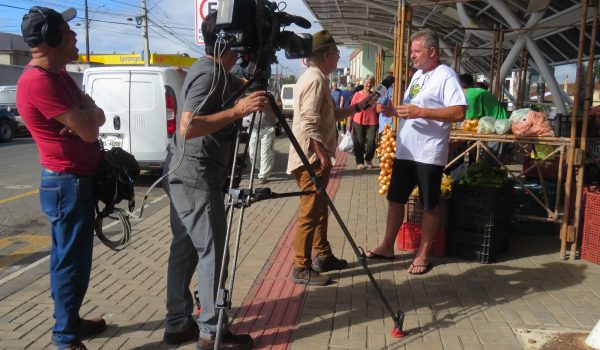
[396,64,466,166]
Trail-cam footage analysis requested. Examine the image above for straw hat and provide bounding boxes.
[312,30,336,53]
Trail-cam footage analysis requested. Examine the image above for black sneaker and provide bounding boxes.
[313,255,348,273]
[164,321,199,345]
[197,331,254,350]
[290,266,330,286]
[79,317,107,338]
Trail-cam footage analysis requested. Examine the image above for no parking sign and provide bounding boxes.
[195,0,219,45]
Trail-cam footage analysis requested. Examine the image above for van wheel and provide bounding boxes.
[0,120,13,142]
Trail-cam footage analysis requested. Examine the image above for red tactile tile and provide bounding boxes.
[232,148,348,349]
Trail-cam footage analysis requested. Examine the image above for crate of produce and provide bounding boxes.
[396,222,447,257]
[582,190,600,264]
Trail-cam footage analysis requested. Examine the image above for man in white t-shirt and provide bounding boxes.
[366,29,466,275]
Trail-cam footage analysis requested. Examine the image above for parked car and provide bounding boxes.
[83,66,186,169]
[0,86,19,142]
[0,108,17,142]
[280,84,294,118]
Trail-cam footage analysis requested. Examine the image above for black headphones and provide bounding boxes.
[31,7,62,47]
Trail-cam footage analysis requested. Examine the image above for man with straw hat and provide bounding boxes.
[286,30,375,285]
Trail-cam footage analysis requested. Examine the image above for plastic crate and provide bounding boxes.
[450,182,513,217]
[513,180,557,217]
[396,222,447,257]
[447,237,509,264]
[404,195,423,224]
[449,221,511,246]
[404,196,449,228]
[450,209,512,228]
[582,190,600,264]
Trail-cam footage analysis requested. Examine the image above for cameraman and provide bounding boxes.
[162,11,267,350]
[16,7,106,349]
[286,30,375,286]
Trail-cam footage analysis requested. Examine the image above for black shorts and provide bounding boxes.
[386,159,444,210]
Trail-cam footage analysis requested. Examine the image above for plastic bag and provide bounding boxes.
[509,108,531,123]
[338,131,353,153]
[511,110,554,137]
[494,119,511,134]
[477,117,496,134]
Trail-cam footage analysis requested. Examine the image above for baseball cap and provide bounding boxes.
[21,7,77,47]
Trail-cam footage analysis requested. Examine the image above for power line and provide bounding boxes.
[107,0,141,9]
[0,3,28,11]
[149,0,164,11]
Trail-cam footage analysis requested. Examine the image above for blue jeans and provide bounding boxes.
[163,177,229,339]
[40,169,96,349]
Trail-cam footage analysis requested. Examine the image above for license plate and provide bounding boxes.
[101,135,122,149]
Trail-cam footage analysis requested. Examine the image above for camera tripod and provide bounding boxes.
[213,79,406,349]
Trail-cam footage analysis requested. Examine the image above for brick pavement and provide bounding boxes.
[2,131,600,350]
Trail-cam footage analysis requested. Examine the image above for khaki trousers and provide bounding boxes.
[292,164,332,268]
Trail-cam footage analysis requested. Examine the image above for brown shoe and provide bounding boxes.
[197,331,254,350]
[313,255,348,273]
[80,317,107,338]
[290,266,330,286]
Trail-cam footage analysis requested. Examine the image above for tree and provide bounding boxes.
[281,75,296,84]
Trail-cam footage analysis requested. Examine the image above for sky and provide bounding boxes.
[0,0,351,77]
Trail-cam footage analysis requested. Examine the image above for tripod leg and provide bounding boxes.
[214,114,265,349]
[266,93,406,337]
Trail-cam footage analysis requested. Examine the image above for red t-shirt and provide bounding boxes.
[351,90,378,125]
[16,66,101,176]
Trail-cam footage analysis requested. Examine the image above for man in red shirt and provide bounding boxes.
[16,7,106,350]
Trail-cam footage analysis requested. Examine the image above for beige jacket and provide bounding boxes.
[286,67,339,174]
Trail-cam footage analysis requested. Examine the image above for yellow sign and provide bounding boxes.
[78,54,197,67]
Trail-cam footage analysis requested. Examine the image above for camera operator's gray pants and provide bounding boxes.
[163,178,229,339]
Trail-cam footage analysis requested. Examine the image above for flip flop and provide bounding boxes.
[408,262,433,275]
[366,251,394,260]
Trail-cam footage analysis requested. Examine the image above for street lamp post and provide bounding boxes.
[84,0,89,62]
[141,0,150,66]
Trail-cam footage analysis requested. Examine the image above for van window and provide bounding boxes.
[282,87,293,99]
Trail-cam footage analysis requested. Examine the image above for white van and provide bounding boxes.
[83,66,186,169]
[280,84,294,118]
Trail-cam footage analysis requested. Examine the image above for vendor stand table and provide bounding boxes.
[448,131,575,258]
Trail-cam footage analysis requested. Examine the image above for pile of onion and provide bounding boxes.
[376,124,396,195]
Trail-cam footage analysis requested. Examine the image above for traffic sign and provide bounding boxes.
[195,0,219,45]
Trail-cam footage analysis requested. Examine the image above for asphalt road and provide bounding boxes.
[0,137,169,280]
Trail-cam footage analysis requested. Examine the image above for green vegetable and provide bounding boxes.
[457,162,509,188]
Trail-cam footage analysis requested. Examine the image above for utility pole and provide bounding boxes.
[84,0,90,62]
[141,0,150,66]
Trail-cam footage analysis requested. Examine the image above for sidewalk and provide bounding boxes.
[2,133,600,350]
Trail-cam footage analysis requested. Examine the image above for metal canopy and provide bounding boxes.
[301,0,599,74]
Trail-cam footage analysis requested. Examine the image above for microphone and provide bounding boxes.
[279,13,312,29]
[373,75,395,97]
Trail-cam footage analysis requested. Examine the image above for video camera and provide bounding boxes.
[216,0,312,87]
